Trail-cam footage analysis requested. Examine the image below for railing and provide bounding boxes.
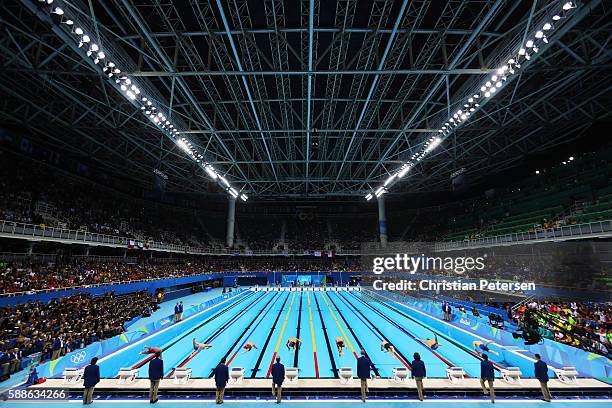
[6,218,609,256]
[0,219,362,256]
[435,220,612,251]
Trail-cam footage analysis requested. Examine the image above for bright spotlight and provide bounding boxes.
[563,2,575,11]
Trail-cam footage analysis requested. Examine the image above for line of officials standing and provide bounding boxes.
[79,351,553,404]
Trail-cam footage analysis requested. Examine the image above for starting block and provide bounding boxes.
[339,367,354,385]
[285,367,299,384]
[500,367,522,384]
[173,367,192,384]
[117,368,139,384]
[230,367,245,384]
[62,367,84,384]
[553,367,578,384]
[392,367,409,383]
[445,367,465,384]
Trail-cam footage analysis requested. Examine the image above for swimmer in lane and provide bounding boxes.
[417,334,441,350]
[243,342,258,353]
[286,337,302,352]
[336,337,345,356]
[193,338,213,351]
[139,345,162,355]
[380,340,396,354]
[473,340,499,356]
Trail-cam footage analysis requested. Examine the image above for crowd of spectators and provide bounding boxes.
[235,218,281,250]
[285,218,328,251]
[0,261,216,295]
[513,300,611,357]
[0,291,156,380]
[0,258,362,295]
[0,151,213,249]
[0,152,381,252]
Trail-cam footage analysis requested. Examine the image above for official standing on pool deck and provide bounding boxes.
[534,354,552,402]
[480,354,495,403]
[82,357,100,405]
[442,302,452,321]
[214,357,229,404]
[271,356,285,403]
[411,352,426,401]
[357,349,375,402]
[173,302,179,322]
[148,350,163,404]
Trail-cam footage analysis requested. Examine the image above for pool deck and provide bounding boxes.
[30,377,611,395]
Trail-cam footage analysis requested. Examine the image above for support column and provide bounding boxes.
[226,196,236,248]
[377,196,388,247]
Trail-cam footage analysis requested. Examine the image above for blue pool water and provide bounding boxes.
[95,289,545,380]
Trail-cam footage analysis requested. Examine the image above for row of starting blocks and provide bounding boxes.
[444,366,579,385]
[62,365,579,386]
[251,286,361,292]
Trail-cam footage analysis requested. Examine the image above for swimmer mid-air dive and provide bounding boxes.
[473,340,499,356]
[139,345,162,355]
[193,338,213,351]
[380,340,396,354]
[417,334,442,350]
[286,337,302,352]
[243,341,258,353]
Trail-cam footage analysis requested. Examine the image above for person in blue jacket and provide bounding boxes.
[357,349,377,402]
[178,301,184,321]
[214,357,229,404]
[442,302,452,321]
[411,352,427,401]
[480,353,495,403]
[271,356,285,403]
[83,357,100,405]
[173,302,180,322]
[534,354,552,402]
[148,350,163,404]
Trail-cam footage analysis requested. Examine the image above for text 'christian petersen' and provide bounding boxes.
[373,279,536,292]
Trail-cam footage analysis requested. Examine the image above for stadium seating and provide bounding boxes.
[445,150,612,241]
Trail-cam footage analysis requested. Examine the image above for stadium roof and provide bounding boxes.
[0,0,610,199]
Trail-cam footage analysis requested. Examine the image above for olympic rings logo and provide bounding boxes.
[70,351,87,364]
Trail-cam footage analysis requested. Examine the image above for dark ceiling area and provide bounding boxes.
[0,0,610,200]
